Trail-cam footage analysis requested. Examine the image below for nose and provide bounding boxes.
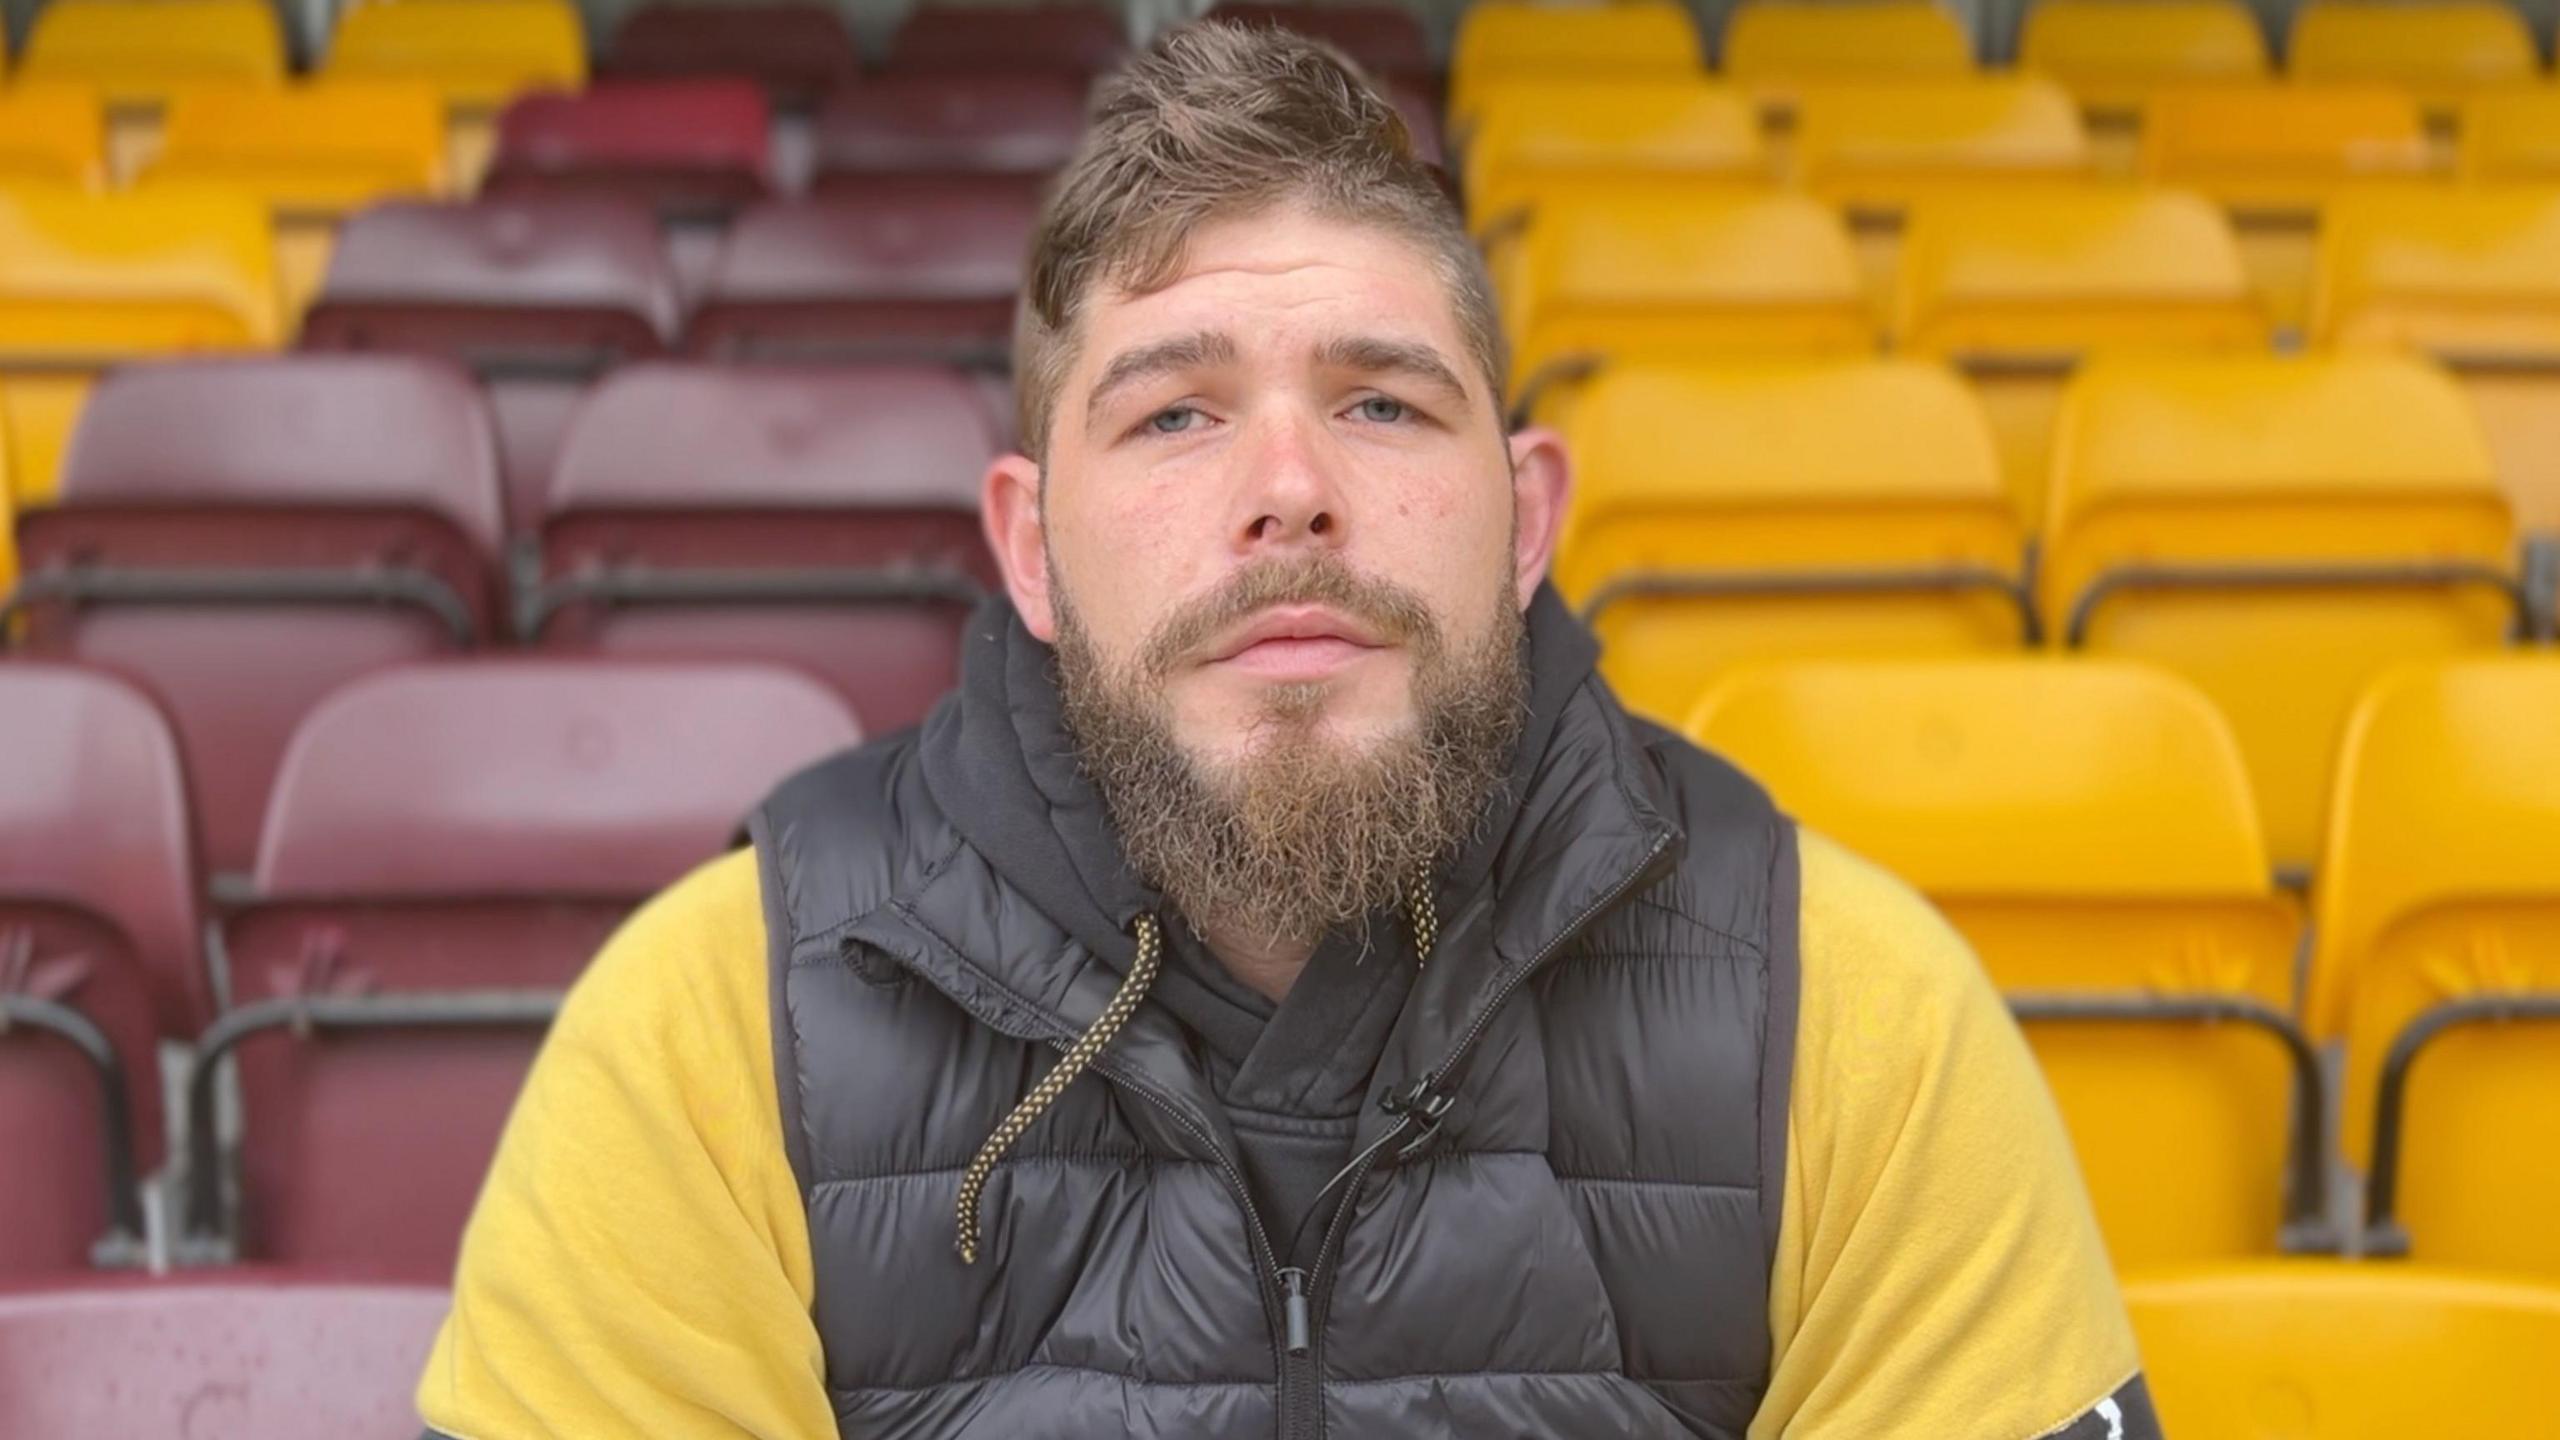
[1232,407,1351,554]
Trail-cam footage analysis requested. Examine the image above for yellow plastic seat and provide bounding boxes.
[325,0,588,111]
[2018,0,2270,116]
[146,82,447,217]
[20,0,286,108]
[2127,1262,2560,1435]
[2309,658,2560,1277]
[1795,77,2090,224]
[2040,353,2518,875]
[2290,1,2538,119]
[1462,79,1765,232]
[1447,2,1702,132]
[0,84,109,188]
[1896,186,2268,521]
[2141,84,2435,215]
[0,185,280,504]
[2462,87,2560,180]
[2315,185,2560,533]
[1506,190,1872,410]
[1721,0,1974,113]
[1552,359,2026,724]
[1689,658,2313,1266]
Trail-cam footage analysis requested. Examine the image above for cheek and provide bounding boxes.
[1048,476,1206,653]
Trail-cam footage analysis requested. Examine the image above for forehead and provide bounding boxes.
[1071,207,1477,383]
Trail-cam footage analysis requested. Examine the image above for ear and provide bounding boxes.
[982,453,1059,642]
[1505,425,1572,606]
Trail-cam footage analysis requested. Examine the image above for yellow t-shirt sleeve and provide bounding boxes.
[416,847,833,1440]
[1749,829,2142,1439]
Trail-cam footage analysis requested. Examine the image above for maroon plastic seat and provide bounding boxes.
[531,362,1001,730]
[604,2,863,106]
[811,71,1087,185]
[483,80,775,222]
[0,1277,449,1435]
[0,666,191,1276]
[7,357,504,879]
[885,3,1127,75]
[188,659,861,1277]
[299,198,680,533]
[684,185,1037,365]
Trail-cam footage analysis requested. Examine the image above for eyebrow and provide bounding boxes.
[1316,335,1472,408]
[1084,330,1240,432]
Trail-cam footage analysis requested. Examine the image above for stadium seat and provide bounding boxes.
[1213,3,1434,91]
[2462,88,2560,180]
[2308,657,2560,1276]
[184,659,861,1275]
[19,0,285,108]
[1689,659,2318,1266]
[2313,185,2560,535]
[884,4,1127,76]
[2125,1262,2560,1436]
[2017,0,2269,118]
[811,72,1089,187]
[1447,0,1702,132]
[1550,359,2027,724]
[1895,186,2268,522]
[1720,0,1975,115]
[1460,79,1764,234]
[604,1,863,108]
[7,355,504,876]
[0,84,107,189]
[482,80,775,223]
[0,1278,451,1436]
[2289,0,2538,120]
[1793,77,2091,227]
[0,185,281,506]
[529,363,1002,730]
[299,197,680,532]
[323,0,587,110]
[0,665,192,1274]
[2040,353,2521,876]
[1505,191,1871,413]
[684,186,1039,368]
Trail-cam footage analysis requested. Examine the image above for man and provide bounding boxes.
[419,23,2160,1440]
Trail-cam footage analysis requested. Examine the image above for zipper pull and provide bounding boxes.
[1279,1267,1311,1355]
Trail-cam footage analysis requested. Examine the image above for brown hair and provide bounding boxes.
[1015,20,1506,460]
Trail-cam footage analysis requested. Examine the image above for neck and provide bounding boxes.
[1195,919,1317,1004]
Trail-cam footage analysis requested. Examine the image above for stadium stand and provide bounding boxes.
[883,3,1128,76]
[528,362,1002,730]
[2126,1262,2560,1434]
[0,665,188,1276]
[2311,657,2560,1278]
[2016,0,2270,118]
[7,355,505,877]
[1504,191,1871,409]
[1460,78,1765,235]
[298,196,679,532]
[602,1,863,107]
[1721,0,1974,117]
[2463,87,2560,179]
[321,0,589,191]
[0,83,107,189]
[482,79,775,223]
[810,72,1091,187]
[1447,0,1702,133]
[1549,358,2026,724]
[184,659,861,1275]
[684,186,1039,367]
[0,1278,451,1435]
[2288,0,2539,121]
[1689,659,2318,1267]
[2039,352,2521,878]
[2314,185,2560,538]
[0,185,282,506]
[19,0,286,107]
[1894,186,2268,522]
[1213,2,1434,95]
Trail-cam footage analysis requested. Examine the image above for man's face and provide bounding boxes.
[987,206,1569,773]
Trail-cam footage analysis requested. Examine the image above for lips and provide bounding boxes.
[1205,604,1387,665]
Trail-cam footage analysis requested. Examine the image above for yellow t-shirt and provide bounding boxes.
[418,828,2141,1439]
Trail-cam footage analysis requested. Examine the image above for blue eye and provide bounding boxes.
[1356,396,1408,423]
[1150,406,1199,434]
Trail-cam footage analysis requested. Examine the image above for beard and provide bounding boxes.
[1053,553,1529,952]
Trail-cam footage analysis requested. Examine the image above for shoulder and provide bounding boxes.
[554,846,771,1070]
[753,728,953,952]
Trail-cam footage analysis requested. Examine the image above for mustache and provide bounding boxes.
[1139,554,1442,680]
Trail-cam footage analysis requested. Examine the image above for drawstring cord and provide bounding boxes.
[953,880,1438,1265]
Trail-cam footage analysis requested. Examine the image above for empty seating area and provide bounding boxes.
[8,0,2560,1427]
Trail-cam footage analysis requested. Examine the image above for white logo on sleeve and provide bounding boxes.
[2096,1396,2124,1440]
